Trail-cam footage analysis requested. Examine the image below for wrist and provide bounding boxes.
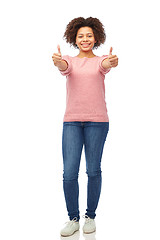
[57,60,68,71]
[102,58,112,70]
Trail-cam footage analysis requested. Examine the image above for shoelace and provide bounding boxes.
[82,215,92,223]
[65,217,78,226]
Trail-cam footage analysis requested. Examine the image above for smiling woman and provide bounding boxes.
[52,16,118,237]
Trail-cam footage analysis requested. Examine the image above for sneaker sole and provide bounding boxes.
[83,228,96,234]
[60,229,79,237]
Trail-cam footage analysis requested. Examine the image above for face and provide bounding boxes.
[76,27,96,52]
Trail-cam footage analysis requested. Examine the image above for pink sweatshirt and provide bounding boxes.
[60,55,110,122]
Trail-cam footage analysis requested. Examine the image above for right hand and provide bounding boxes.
[52,45,62,67]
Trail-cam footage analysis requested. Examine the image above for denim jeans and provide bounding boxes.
[62,121,109,221]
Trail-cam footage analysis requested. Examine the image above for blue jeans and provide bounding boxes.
[62,121,109,221]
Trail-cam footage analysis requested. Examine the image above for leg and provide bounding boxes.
[84,122,109,219]
[62,122,84,221]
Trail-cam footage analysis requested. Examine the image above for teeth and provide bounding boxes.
[82,44,90,46]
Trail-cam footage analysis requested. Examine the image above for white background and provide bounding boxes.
[0,0,160,240]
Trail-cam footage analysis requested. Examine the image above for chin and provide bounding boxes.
[82,49,91,52]
[81,47,93,52]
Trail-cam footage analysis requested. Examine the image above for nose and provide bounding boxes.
[83,36,87,41]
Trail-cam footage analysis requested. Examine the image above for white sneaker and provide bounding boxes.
[60,217,80,237]
[83,215,96,234]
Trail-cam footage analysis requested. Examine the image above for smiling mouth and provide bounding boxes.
[81,43,91,48]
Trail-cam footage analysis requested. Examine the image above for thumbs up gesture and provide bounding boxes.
[52,45,62,67]
[107,47,118,68]
[102,47,118,69]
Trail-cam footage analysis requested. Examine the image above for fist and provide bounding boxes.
[107,47,118,68]
[52,45,62,66]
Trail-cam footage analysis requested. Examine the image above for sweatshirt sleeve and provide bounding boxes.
[99,55,111,75]
[59,55,72,76]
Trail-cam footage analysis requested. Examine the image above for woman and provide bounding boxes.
[52,17,118,237]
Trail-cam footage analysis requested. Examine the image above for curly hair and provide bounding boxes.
[63,17,106,49]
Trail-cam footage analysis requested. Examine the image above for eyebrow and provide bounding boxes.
[78,32,93,35]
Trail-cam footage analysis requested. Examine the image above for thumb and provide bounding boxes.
[57,44,61,55]
[109,47,113,56]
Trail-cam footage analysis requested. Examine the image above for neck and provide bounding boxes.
[77,50,96,58]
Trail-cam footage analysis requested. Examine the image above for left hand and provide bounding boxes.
[102,47,118,69]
